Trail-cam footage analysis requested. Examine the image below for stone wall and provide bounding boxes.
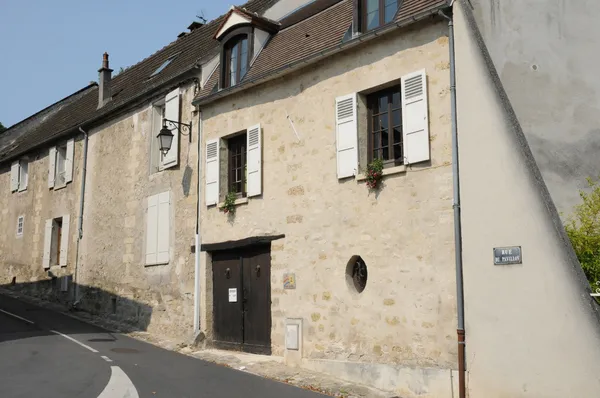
[199,20,456,370]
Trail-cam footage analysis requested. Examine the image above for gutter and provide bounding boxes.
[193,109,203,333]
[193,3,448,107]
[73,126,89,305]
[440,7,466,398]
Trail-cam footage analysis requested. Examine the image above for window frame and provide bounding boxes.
[18,159,28,192]
[360,0,398,32]
[366,86,403,167]
[227,131,248,198]
[220,26,254,89]
[16,215,24,237]
[151,102,167,173]
[52,217,63,266]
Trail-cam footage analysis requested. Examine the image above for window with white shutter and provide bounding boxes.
[18,159,28,192]
[401,70,429,164]
[335,93,358,179]
[246,124,262,197]
[162,88,180,169]
[48,147,56,188]
[10,161,19,192]
[205,139,220,206]
[65,138,74,183]
[145,191,170,265]
[59,214,70,266]
[43,219,52,269]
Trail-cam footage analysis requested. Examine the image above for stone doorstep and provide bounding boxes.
[0,290,395,398]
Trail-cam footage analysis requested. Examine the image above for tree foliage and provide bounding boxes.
[0,122,6,133]
[565,177,600,290]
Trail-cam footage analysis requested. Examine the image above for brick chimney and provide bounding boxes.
[97,52,113,109]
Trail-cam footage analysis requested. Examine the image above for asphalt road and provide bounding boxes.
[0,294,325,398]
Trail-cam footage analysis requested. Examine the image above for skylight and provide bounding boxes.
[150,54,179,77]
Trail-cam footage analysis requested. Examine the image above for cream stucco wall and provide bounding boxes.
[79,83,199,340]
[199,21,457,396]
[0,138,83,293]
[455,1,600,396]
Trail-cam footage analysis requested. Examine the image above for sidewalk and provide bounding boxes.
[0,289,395,398]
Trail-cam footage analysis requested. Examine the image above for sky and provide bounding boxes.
[0,0,236,128]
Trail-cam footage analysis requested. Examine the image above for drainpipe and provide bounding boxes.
[440,7,466,398]
[193,109,202,333]
[73,126,89,304]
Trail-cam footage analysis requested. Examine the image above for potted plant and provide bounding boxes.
[221,192,237,215]
[365,158,384,190]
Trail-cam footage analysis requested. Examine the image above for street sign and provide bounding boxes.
[493,246,522,265]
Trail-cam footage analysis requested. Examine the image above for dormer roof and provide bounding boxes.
[214,6,280,40]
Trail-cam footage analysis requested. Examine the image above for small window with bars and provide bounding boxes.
[16,215,24,237]
[367,87,403,166]
[228,133,247,197]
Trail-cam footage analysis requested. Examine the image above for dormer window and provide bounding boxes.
[224,34,249,87]
[360,0,398,32]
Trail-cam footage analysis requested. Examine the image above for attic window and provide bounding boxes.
[360,0,399,32]
[150,54,179,77]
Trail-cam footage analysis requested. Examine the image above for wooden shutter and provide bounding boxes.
[156,191,170,264]
[246,124,262,197]
[65,138,74,182]
[162,88,180,169]
[48,147,57,188]
[10,161,19,192]
[59,214,70,266]
[205,139,220,206]
[18,161,28,191]
[335,93,358,179]
[401,70,430,164]
[42,219,52,269]
[145,194,159,265]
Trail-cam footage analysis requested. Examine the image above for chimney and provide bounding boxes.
[97,52,113,109]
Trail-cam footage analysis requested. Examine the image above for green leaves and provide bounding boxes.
[366,158,384,190]
[221,192,237,216]
[565,176,600,289]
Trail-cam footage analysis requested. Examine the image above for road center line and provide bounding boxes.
[0,308,35,324]
[50,330,99,353]
[101,356,113,362]
[97,366,139,398]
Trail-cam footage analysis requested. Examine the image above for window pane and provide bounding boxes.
[378,95,387,112]
[392,91,400,107]
[230,43,238,85]
[381,129,389,148]
[394,144,403,161]
[393,127,402,144]
[392,109,401,127]
[373,131,380,150]
[240,38,248,79]
[366,0,379,13]
[380,113,389,131]
[367,11,378,30]
[372,115,380,132]
[384,0,397,23]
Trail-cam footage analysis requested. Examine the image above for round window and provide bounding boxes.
[346,255,368,293]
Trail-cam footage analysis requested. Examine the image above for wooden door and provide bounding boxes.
[212,250,243,350]
[242,244,271,354]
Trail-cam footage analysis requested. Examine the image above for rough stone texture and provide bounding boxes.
[0,83,199,342]
[200,20,456,390]
[470,0,600,216]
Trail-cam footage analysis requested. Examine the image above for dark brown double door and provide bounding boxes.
[212,244,271,354]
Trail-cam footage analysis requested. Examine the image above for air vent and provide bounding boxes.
[336,98,353,120]
[206,141,218,159]
[404,75,423,99]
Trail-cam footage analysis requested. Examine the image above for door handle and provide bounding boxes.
[256,265,261,277]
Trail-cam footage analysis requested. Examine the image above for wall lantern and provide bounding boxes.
[157,118,193,155]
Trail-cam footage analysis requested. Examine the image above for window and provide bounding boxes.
[228,133,247,197]
[43,215,70,268]
[145,191,171,266]
[10,159,28,192]
[367,87,403,166]
[224,35,249,88]
[151,104,166,172]
[150,88,180,173]
[48,138,74,189]
[362,0,398,32]
[16,216,24,237]
[150,53,179,78]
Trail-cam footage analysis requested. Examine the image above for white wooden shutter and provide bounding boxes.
[145,194,159,265]
[59,214,70,266]
[42,219,52,269]
[205,139,220,206]
[48,147,57,188]
[18,161,28,191]
[401,70,430,164]
[335,93,358,179]
[246,124,262,197]
[65,138,74,182]
[162,88,180,169]
[156,191,170,264]
[10,161,19,192]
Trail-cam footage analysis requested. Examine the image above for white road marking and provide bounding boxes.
[97,366,139,398]
[50,330,99,353]
[0,308,35,324]
[101,356,113,362]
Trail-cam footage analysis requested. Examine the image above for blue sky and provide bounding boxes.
[0,0,236,128]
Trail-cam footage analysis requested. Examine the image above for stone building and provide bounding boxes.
[2,0,600,397]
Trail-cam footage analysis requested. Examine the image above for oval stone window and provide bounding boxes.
[346,255,368,293]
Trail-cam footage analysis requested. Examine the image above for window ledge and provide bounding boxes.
[356,165,406,181]
[218,197,249,207]
[145,262,169,268]
[53,183,67,191]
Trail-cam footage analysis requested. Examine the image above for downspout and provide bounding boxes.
[440,7,466,398]
[73,126,89,304]
[193,109,202,333]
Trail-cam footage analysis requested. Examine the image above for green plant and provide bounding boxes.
[365,158,384,190]
[221,192,237,215]
[565,177,600,291]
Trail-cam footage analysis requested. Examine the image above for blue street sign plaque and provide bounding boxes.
[493,246,522,265]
